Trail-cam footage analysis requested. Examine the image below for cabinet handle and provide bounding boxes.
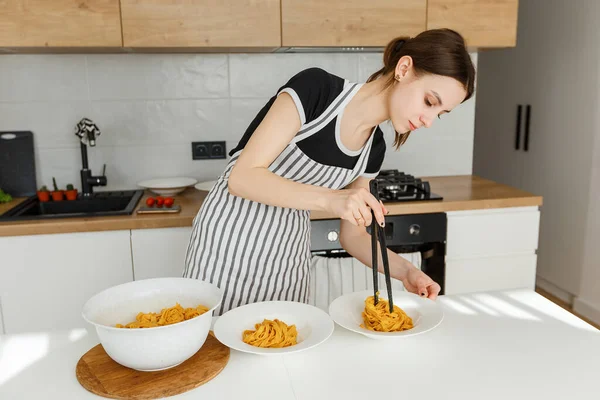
[524,105,531,152]
[515,105,522,150]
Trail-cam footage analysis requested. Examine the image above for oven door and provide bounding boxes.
[308,215,446,311]
[307,252,421,312]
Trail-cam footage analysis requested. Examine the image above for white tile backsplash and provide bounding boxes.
[86,54,229,100]
[0,51,477,192]
[358,53,384,82]
[229,53,360,97]
[0,101,93,148]
[0,55,88,102]
[89,99,231,146]
[230,98,271,141]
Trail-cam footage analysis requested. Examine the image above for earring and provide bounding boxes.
[395,74,401,81]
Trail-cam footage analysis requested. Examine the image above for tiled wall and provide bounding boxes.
[0,52,477,191]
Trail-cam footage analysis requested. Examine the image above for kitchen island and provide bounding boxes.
[0,289,597,399]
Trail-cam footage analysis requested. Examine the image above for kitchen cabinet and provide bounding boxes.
[427,0,519,48]
[473,0,598,300]
[0,0,521,51]
[0,0,122,47]
[281,0,427,47]
[131,227,192,280]
[445,254,537,294]
[0,201,542,332]
[0,230,133,334]
[120,0,281,48]
[444,207,540,295]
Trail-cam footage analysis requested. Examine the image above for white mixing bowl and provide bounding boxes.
[82,277,223,371]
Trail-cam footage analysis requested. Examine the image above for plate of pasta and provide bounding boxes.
[328,290,444,339]
[213,301,335,355]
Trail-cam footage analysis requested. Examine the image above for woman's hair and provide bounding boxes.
[368,28,476,149]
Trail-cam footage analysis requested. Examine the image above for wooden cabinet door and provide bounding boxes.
[427,0,519,48]
[121,0,281,48]
[281,0,427,47]
[0,0,122,47]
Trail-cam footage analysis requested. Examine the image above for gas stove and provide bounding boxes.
[374,170,443,203]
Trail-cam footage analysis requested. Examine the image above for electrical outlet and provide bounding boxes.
[192,142,209,159]
[210,142,226,159]
[192,141,227,160]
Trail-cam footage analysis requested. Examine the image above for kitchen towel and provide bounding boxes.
[308,252,422,312]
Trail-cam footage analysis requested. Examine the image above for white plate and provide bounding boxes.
[213,301,334,356]
[137,177,197,196]
[194,180,218,192]
[329,290,444,340]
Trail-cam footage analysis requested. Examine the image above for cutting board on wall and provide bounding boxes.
[0,131,37,197]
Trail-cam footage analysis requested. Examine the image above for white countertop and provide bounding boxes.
[1,289,598,399]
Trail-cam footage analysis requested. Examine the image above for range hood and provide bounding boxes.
[274,46,384,53]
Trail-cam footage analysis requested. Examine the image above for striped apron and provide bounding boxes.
[183,82,375,316]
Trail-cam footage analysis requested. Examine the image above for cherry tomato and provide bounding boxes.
[164,197,174,208]
[146,197,155,207]
[156,196,164,207]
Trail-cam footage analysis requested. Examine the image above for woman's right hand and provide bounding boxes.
[326,188,388,227]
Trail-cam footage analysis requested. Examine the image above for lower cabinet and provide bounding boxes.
[445,253,538,295]
[0,230,133,334]
[444,207,541,295]
[131,227,193,280]
[0,206,541,333]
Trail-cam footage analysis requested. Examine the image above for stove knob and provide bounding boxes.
[409,224,420,236]
[327,230,339,242]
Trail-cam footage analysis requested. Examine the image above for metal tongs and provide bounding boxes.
[369,180,394,313]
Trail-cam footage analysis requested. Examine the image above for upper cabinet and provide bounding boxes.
[0,0,519,51]
[0,0,122,47]
[281,0,427,47]
[120,0,281,48]
[427,0,519,48]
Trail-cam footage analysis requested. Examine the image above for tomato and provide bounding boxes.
[145,197,155,207]
[164,197,174,208]
[156,196,164,207]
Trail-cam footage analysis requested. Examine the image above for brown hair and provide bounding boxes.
[368,28,476,149]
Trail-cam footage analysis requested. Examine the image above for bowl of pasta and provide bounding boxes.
[328,290,444,339]
[82,277,223,371]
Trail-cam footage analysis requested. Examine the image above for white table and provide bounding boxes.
[1,290,598,399]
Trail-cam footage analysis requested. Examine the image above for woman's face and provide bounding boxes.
[388,56,468,133]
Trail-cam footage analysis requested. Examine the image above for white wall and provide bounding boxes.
[576,49,600,321]
[0,52,477,191]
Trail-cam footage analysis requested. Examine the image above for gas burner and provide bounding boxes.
[375,170,443,203]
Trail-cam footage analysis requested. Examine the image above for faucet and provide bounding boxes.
[75,118,107,197]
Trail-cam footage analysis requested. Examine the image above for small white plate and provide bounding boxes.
[329,290,444,340]
[194,180,218,192]
[213,301,334,356]
[137,177,198,196]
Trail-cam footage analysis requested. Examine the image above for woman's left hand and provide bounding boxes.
[402,267,441,300]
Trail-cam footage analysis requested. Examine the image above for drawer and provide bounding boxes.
[445,253,537,295]
[446,207,540,258]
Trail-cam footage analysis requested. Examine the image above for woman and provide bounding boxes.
[183,28,476,316]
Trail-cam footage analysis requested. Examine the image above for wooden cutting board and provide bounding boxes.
[136,205,181,214]
[76,333,229,399]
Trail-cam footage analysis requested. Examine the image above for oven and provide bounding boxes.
[308,212,447,310]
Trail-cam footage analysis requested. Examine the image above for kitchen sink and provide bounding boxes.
[0,190,144,221]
